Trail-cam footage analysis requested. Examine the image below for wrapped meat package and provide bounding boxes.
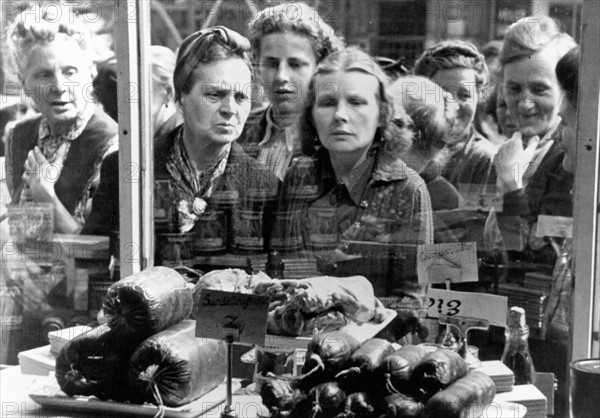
[55,325,136,401]
[128,320,227,407]
[103,266,193,339]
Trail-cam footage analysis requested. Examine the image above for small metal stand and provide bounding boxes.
[439,314,489,369]
[221,334,238,418]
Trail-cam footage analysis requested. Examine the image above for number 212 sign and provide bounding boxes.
[425,288,508,327]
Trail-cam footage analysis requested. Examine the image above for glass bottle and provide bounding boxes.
[501,306,536,384]
[265,250,285,280]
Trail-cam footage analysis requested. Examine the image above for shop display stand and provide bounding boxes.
[439,314,489,369]
[221,333,237,418]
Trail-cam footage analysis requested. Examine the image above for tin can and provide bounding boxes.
[194,210,227,254]
[570,358,600,418]
[233,210,264,253]
[156,232,194,267]
[270,210,303,253]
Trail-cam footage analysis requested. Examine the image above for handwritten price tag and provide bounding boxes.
[425,288,508,327]
[536,215,573,238]
[417,242,478,284]
[195,289,270,345]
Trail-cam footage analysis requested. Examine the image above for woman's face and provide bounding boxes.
[312,70,380,159]
[258,32,317,120]
[503,48,563,138]
[496,92,518,137]
[431,67,479,143]
[180,58,252,146]
[22,39,94,131]
[559,98,577,173]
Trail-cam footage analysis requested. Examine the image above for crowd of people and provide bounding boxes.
[2,2,581,355]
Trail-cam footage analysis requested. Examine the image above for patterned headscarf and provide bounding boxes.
[173,26,251,102]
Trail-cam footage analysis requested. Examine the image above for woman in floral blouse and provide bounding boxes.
[276,47,433,297]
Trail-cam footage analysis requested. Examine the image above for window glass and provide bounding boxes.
[1,3,598,417]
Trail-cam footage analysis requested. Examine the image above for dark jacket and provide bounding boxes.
[83,126,280,254]
[6,108,117,215]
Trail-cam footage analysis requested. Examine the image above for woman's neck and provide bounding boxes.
[329,148,370,180]
[182,128,230,170]
[272,107,299,128]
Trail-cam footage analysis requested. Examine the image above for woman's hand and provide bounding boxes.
[22,143,68,203]
[494,132,539,194]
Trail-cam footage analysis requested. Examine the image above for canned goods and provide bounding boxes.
[570,358,600,418]
[156,232,194,267]
[270,210,303,253]
[233,210,264,253]
[194,210,227,253]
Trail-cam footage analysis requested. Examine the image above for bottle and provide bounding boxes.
[501,306,536,384]
[265,250,284,280]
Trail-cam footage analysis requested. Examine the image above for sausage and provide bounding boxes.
[423,370,496,418]
[378,345,430,395]
[336,338,395,392]
[410,349,468,401]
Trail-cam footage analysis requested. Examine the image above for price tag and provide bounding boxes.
[536,215,573,238]
[417,242,478,284]
[195,289,270,346]
[425,288,508,327]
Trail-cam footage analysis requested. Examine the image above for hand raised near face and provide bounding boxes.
[22,142,68,203]
[494,132,539,194]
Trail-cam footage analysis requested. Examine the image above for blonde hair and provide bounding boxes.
[249,2,344,63]
[151,45,176,97]
[4,7,94,82]
[499,16,577,66]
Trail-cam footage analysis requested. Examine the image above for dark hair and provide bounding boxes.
[299,46,412,156]
[499,16,576,67]
[174,26,252,102]
[249,2,344,63]
[413,40,488,91]
[389,76,453,161]
[555,47,579,107]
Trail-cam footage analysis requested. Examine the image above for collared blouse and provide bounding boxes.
[276,144,433,296]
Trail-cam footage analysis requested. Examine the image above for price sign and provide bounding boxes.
[417,242,478,284]
[536,215,573,238]
[195,289,270,346]
[425,288,508,327]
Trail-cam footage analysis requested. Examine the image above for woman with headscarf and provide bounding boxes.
[84,27,279,256]
[414,40,497,193]
[3,8,118,234]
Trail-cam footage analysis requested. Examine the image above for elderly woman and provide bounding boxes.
[244,2,344,180]
[4,9,118,234]
[277,47,433,298]
[84,27,279,257]
[486,16,577,266]
[414,40,497,192]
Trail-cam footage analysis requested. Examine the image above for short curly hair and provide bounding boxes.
[413,40,488,92]
[389,76,453,162]
[499,15,577,67]
[248,2,344,63]
[299,46,412,157]
[4,6,94,82]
